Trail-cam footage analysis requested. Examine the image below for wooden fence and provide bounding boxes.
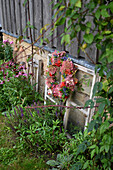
[0,0,98,63]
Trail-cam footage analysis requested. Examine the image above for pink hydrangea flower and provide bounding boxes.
[60,59,74,75]
[53,85,63,98]
[47,66,57,76]
[46,77,55,88]
[65,75,75,91]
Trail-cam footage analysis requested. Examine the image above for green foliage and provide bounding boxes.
[5,106,67,154]
[0,40,13,61]
[0,61,43,112]
[46,0,113,169]
[47,117,113,169]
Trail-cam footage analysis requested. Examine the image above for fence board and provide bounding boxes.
[15,0,22,35]
[0,0,4,29]
[52,0,57,48]
[6,0,11,33]
[0,0,98,63]
[43,0,52,47]
[10,0,16,35]
[2,0,8,31]
[21,0,27,38]
[33,0,42,42]
[29,0,34,41]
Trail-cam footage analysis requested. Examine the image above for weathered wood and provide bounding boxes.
[33,0,42,42]
[6,0,11,32]
[29,0,34,41]
[43,0,52,47]
[21,0,27,38]
[0,0,5,29]
[68,107,86,132]
[76,70,93,96]
[52,0,57,48]
[10,0,17,35]
[2,0,8,31]
[15,0,22,35]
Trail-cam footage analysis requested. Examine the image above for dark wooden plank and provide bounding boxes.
[43,0,52,47]
[10,0,17,35]
[52,0,57,48]
[2,0,8,31]
[21,0,27,38]
[29,0,35,41]
[15,0,22,35]
[0,0,5,29]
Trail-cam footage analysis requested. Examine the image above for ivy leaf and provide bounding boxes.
[83,33,94,44]
[101,9,110,18]
[86,22,92,28]
[55,17,66,26]
[75,0,81,8]
[61,34,70,45]
[95,9,100,20]
[70,0,79,5]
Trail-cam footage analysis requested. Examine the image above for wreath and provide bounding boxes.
[45,50,78,101]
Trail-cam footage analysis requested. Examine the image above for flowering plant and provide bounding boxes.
[0,39,13,61]
[46,50,78,101]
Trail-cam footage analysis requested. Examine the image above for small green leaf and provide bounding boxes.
[83,161,89,169]
[84,99,94,109]
[105,145,109,153]
[108,86,113,94]
[95,9,100,20]
[83,33,94,44]
[89,144,96,149]
[46,160,59,166]
[98,103,105,114]
[100,146,105,153]
[61,34,70,44]
[101,9,110,18]
[55,17,66,26]
[86,22,91,28]
[100,121,110,135]
[91,149,95,159]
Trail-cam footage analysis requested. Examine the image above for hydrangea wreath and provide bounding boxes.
[45,50,78,101]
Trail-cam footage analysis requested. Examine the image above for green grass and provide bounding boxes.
[0,115,49,170]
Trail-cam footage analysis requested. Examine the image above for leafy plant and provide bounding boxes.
[5,106,67,155]
[0,40,13,61]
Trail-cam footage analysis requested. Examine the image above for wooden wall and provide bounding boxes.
[0,0,98,63]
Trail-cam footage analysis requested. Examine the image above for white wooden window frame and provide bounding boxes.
[63,63,97,131]
[44,54,99,131]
